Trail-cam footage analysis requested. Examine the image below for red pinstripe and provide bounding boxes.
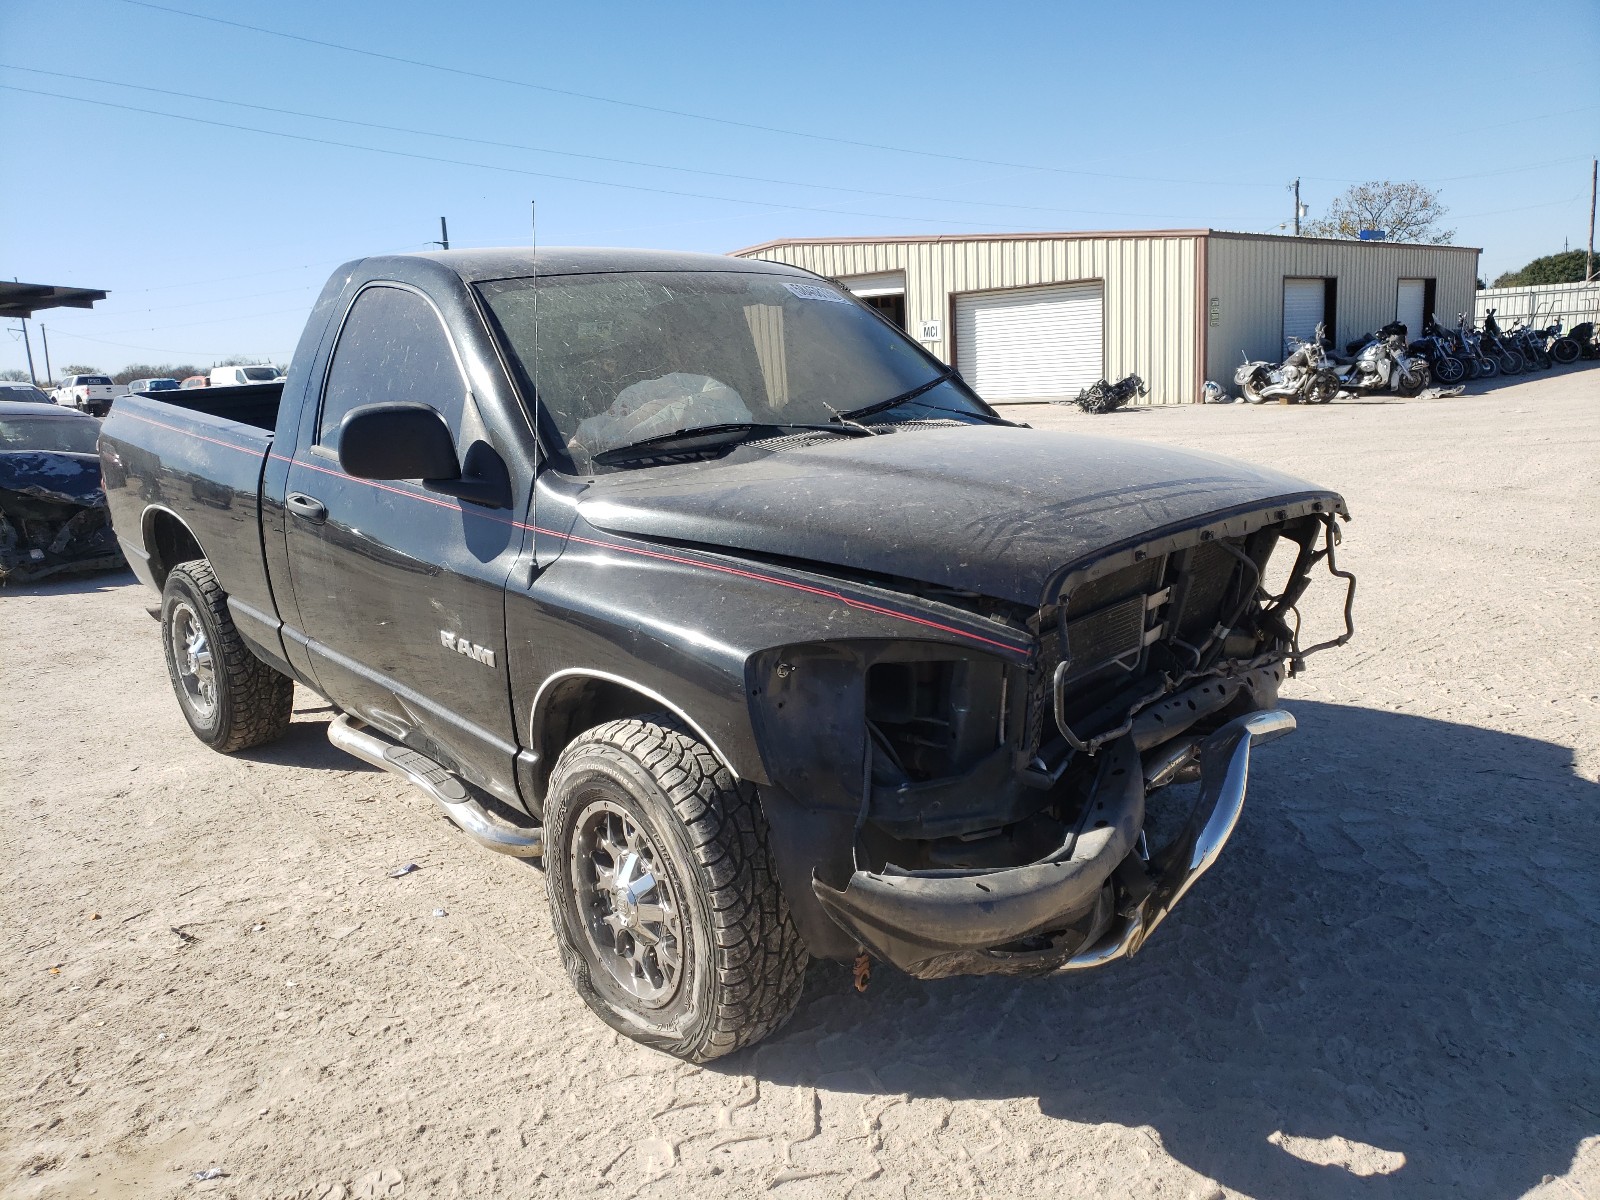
[118,408,1029,655]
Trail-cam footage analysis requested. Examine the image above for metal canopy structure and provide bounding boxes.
[0,281,108,320]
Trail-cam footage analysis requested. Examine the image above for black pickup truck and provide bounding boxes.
[101,248,1354,1061]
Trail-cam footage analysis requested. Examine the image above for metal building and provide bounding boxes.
[733,231,1480,404]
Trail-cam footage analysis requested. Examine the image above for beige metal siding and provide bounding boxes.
[1204,233,1480,384]
[739,235,1200,405]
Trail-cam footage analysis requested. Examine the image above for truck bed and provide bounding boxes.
[124,380,283,432]
[100,391,283,669]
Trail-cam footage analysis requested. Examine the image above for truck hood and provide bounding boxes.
[575,426,1344,608]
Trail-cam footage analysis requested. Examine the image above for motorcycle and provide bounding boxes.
[1327,323,1431,397]
[1479,308,1525,375]
[1235,327,1339,404]
[1072,372,1148,414]
[1540,319,1582,365]
[1454,315,1499,379]
[1567,321,1599,360]
[1506,319,1551,370]
[1417,318,1469,383]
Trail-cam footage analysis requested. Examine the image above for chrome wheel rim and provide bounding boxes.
[170,601,216,718]
[570,799,684,1008]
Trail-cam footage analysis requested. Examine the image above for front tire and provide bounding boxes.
[544,717,808,1062]
[1434,355,1465,384]
[1551,337,1580,365]
[160,560,294,751]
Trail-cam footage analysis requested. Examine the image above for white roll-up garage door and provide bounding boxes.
[1396,279,1426,339]
[1282,278,1326,351]
[954,282,1104,402]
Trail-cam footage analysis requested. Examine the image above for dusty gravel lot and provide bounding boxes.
[3,366,1598,1200]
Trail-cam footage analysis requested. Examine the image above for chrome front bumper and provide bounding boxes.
[1058,707,1294,970]
[812,709,1296,979]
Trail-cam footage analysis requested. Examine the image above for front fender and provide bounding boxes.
[509,522,1031,797]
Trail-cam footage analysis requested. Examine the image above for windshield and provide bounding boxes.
[0,415,102,454]
[477,270,992,473]
[146,378,180,391]
[239,366,280,381]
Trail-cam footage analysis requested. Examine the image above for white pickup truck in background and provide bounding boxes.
[53,374,124,415]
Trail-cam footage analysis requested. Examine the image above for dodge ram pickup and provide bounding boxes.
[101,248,1355,1061]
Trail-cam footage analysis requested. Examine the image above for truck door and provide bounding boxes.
[281,282,525,802]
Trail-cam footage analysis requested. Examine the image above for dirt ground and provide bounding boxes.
[3,366,1598,1200]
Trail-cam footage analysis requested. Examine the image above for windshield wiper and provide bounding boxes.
[837,369,1020,426]
[592,421,873,465]
[836,371,955,422]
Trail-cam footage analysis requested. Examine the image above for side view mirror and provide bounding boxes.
[338,402,511,509]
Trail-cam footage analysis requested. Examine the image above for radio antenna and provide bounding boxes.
[530,198,539,441]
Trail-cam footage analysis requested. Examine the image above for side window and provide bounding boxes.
[318,285,469,447]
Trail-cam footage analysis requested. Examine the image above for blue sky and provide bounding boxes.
[2,0,1596,376]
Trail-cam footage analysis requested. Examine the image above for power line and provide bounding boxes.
[86,303,316,337]
[0,83,1049,230]
[0,65,1194,219]
[107,282,319,316]
[104,0,1285,190]
[37,328,285,358]
[1306,155,1593,186]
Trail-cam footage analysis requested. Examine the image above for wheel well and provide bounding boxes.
[144,510,204,587]
[534,674,737,795]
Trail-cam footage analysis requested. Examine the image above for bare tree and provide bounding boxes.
[112,363,201,385]
[58,363,103,377]
[1303,181,1454,244]
[0,368,31,382]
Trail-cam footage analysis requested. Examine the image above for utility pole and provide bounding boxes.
[430,216,450,250]
[40,324,52,384]
[1587,157,1596,283]
[17,318,37,384]
[1293,178,1302,236]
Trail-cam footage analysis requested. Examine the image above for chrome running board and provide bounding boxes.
[327,714,543,858]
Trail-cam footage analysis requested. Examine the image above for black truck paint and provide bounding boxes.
[101,248,1354,1059]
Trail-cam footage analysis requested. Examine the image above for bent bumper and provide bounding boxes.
[812,709,1295,979]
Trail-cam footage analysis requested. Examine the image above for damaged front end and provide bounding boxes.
[764,504,1354,980]
[0,452,123,584]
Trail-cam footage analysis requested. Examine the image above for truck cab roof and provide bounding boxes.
[345,247,814,285]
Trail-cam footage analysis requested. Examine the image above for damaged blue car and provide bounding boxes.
[0,402,123,583]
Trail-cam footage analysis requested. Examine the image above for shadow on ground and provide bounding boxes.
[726,701,1599,1199]
[1,565,137,595]
[234,711,373,773]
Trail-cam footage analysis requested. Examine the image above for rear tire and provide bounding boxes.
[160,560,294,752]
[1551,338,1580,365]
[544,716,808,1062]
[1477,355,1499,379]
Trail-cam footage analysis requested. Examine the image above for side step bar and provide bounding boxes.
[327,715,543,858]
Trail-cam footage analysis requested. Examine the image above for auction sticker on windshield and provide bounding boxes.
[783,282,852,304]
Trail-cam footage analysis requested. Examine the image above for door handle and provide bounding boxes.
[286,491,328,522]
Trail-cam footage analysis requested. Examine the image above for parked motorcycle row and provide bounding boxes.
[1233,310,1598,404]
